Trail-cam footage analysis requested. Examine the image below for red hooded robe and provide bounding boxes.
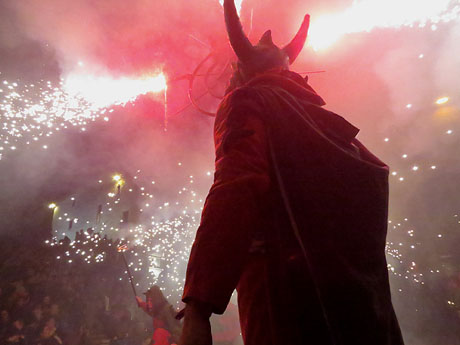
[183,70,404,345]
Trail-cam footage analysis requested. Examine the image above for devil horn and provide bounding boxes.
[259,30,273,45]
[224,0,254,62]
[282,14,310,64]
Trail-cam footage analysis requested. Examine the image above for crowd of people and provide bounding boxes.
[0,232,156,345]
[2,227,458,345]
[0,228,244,345]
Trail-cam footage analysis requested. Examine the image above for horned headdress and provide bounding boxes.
[224,0,310,77]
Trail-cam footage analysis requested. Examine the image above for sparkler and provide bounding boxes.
[118,244,139,299]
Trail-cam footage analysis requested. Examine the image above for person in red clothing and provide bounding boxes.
[152,326,171,345]
[136,286,181,344]
[179,1,405,345]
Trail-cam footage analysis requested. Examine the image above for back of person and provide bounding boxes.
[233,72,403,345]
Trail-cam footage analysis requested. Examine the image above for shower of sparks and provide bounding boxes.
[308,0,460,50]
[48,167,208,304]
[0,72,167,161]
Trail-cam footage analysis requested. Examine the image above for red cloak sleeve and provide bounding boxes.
[182,88,271,314]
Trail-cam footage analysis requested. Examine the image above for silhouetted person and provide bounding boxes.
[179,1,404,345]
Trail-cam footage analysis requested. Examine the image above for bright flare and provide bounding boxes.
[63,73,167,108]
[48,203,57,209]
[113,174,125,188]
[308,0,459,50]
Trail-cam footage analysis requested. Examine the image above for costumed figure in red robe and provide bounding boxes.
[179,1,405,344]
[136,286,181,344]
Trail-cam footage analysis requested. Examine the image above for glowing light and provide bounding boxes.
[113,174,122,182]
[435,96,450,105]
[63,72,167,108]
[308,0,459,50]
[48,203,57,209]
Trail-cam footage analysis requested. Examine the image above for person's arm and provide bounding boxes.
[179,299,213,345]
[180,89,270,344]
[135,296,149,314]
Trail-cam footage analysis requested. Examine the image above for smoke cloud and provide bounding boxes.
[5,0,225,74]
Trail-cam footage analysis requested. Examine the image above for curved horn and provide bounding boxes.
[224,0,254,62]
[282,14,310,64]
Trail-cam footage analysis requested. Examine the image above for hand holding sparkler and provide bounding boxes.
[135,296,143,307]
